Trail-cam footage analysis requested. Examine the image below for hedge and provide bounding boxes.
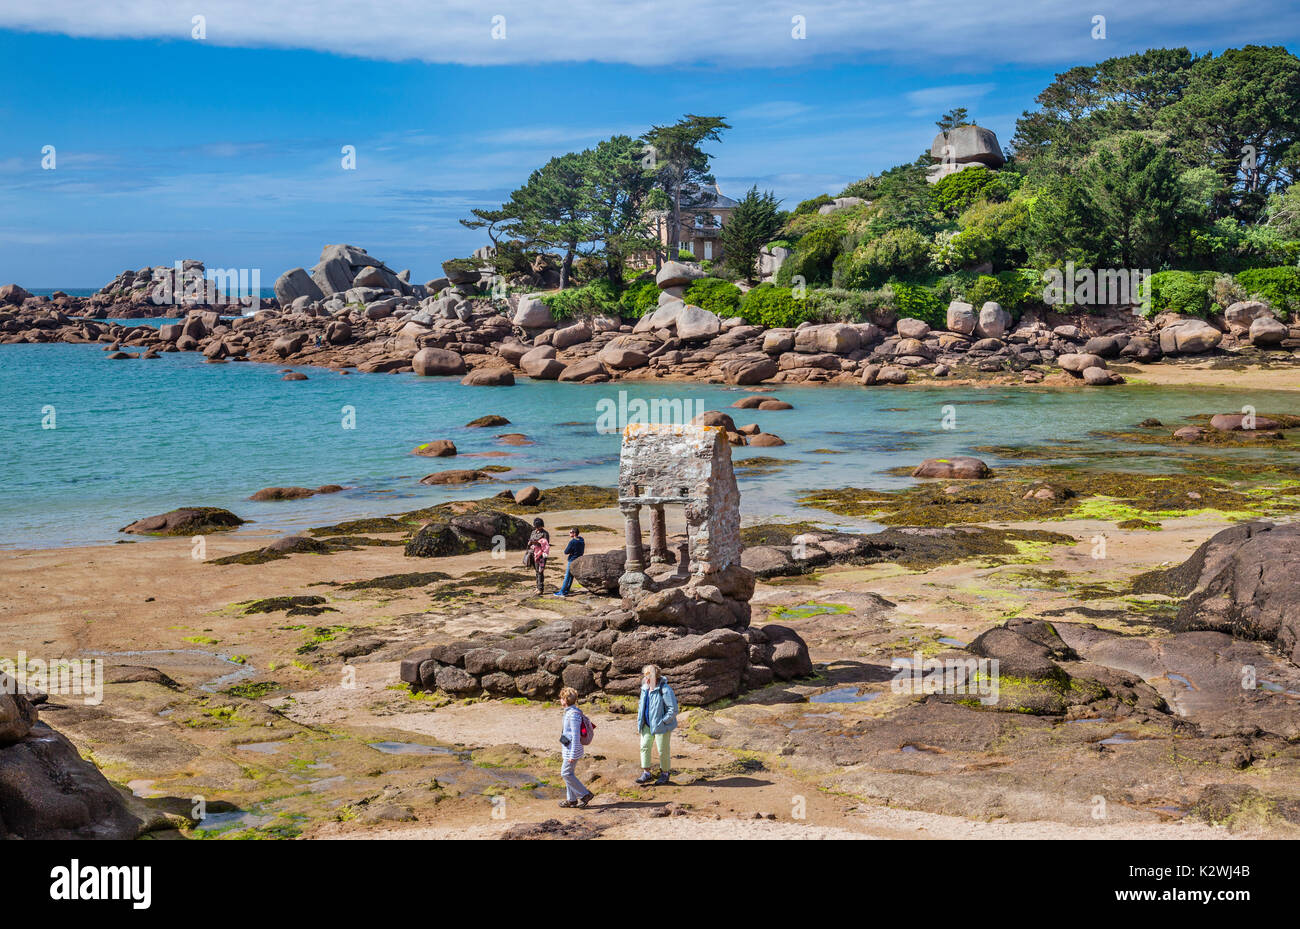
[540,280,622,320]
[737,284,815,328]
[1147,270,1213,318]
[617,278,661,318]
[684,277,743,317]
[890,282,947,329]
[1235,266,1300,319]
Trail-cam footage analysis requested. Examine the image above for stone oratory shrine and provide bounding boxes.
[402,423,812,704]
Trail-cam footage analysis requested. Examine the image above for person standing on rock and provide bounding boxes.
[526,518,550,595]
[635,664,678,786]
[557,686,594,809]
[554,527,584,597]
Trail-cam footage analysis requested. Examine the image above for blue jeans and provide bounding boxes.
[561,757,587,800]
[559,560,575,595]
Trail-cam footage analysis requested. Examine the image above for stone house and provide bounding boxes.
[642,183,739,265]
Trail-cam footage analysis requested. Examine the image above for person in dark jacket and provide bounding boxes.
[554,527,584,597]
[634,664,678,786]
[526,518,550,595]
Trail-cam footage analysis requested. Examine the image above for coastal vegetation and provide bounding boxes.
[457,45,1300,332]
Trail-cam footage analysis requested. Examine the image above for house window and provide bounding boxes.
[704,241,713,260]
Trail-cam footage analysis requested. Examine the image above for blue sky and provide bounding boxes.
[1,1,1297,287]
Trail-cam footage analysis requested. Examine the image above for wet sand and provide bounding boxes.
[4,496,1294,840]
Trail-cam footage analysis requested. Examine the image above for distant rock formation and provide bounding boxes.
[927,125,1005,183]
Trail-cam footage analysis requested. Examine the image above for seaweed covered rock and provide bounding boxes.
[1145,521,1300,663]
[965,620,1095,715]
[911,457,991,479]
[120,506,244,535]
[404,510,532,558]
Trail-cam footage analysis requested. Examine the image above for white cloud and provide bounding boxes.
[0,0,1284,67]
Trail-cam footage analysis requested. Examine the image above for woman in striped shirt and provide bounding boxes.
[557,686,594,809]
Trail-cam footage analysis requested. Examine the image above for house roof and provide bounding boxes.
[683,183,739,209]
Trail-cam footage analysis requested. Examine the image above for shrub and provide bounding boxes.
[677,249,697,262]
[618,278,660,318]
[839,177,877,200]
[793,194,833,216]
[929,270,978,305]
[834,227,932,289]
[1147,270,1211,318]
[1235,266,1300,319]
[929,165,1009,218]
[965,275,1009,311]
[737,284,815,328]
[540,280,621,320]
[775,223,844,287]
[1211,274,1247,310]
[441,257,482,276]
[947,196,1031,270]
[890,282,946,329]
[684,277,743,317]
[804,286,895,324]
[963,269,1042,316]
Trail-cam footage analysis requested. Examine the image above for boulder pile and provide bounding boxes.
[400,556,811,704]
[0,673,140,839]
[2,239,1296,386]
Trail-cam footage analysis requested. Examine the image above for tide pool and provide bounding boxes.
[1,342,1296,548]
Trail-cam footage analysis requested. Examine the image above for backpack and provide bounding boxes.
[579,712,596,746]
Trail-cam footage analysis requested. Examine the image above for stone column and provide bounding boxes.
[648,504,670,564]
[622,504,645,573]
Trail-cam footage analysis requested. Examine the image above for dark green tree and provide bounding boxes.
[1012,48,1197,174]
[581,135,659,285]
[1030,131,1196,268]
[935,107,970,132]
[1155,45,1300,221]
[642,115,731,263]
[718,186,782,282]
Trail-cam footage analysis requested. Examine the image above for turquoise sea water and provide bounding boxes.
[1,336,1297,549]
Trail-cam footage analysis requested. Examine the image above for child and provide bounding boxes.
[527,518,550,596]
[557,687,594,809]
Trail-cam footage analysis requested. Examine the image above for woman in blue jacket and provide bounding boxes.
[635,664,678,786]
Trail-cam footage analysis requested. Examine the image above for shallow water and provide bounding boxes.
[368,741,452,756]
[810,686,881,704]
[3,341,1298,548]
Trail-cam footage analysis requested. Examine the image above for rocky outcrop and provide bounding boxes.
[927,125,1005,183]
[404,510,532,557]
[1158,318,1223,355]
[274,267,325,305]
[912,457,991,479]
[404,423,811,703]
[400,604,809,705]
[311,244,410,298]
[1146,521,1300,663]
[120,507,244,536]
[0,674,140,839]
